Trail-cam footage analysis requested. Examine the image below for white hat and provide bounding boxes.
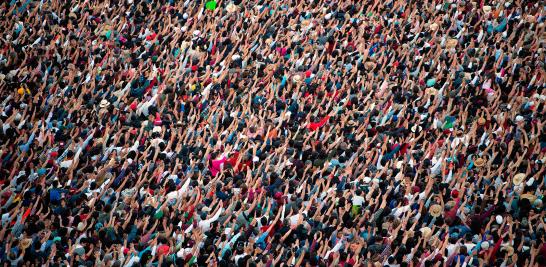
[183,13,188,19]
[99,99,110,108]
[481,241,490,250]
[292,74,302,83]
[284,111,292,119]
[420,227,432,237]
[152,126,162,133]
[77,222,85,231]
[193,30,201,37]
[226,3,238,13]
[495,215,503,224]
[325,13,332,20]
[515,115,524,122]
[411,125,422,133]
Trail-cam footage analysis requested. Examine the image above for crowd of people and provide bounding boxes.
[1,0,545,266]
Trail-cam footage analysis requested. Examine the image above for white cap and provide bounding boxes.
[495,215,503,224]
[77,222,85,231]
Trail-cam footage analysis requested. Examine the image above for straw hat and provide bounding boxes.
[420,227,432,237]
[429,204,442,217]
[95,138,104,145]
[520,193,537,202]
[526,15,536,23]
[429,23,439,31]
[226,3,238,13]
[425,87,438,96]
[99,99,110,108]
[446,38,458,49]
[482,5,492,14]
[364,61,376,70]
[292,74,302,83]
[474,158,486,167]
[20,238,32,249]
[477,117,486,126]
[513,173,525,185]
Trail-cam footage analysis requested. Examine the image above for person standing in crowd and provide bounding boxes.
[0,0,545,266]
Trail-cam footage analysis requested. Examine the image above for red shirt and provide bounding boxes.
[307,115,330,131]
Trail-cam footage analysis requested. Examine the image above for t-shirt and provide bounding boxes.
[352,195,365,206]
[59,159,73,168]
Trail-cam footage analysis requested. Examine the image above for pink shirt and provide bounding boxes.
[210,155,227,176]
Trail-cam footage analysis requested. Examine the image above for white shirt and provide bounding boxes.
[60,159,73,169]
[184,207,224,233]
[447,243,458,257]
[352,195,365,206]
[166,177,191,202]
